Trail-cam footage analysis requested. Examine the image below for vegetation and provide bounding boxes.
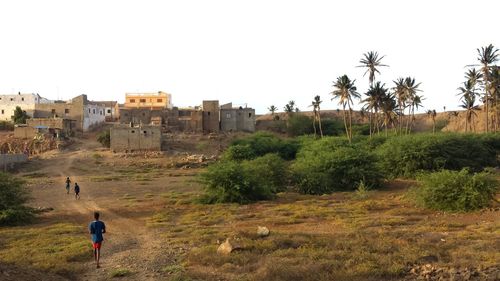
[331,75,360,143]
[411,169,498,211]
[97,129,111,148]
[0,172,34,225]
[200,154,287,203]
[291,138,382,194]
[229,132,300,161]
[12,106,30,124]
[377,133,498,178]
[0,121,14,131]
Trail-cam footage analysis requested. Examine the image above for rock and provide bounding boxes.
[257,226,270,237]
[217,238,238,255]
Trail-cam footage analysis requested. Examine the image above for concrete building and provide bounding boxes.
[0,92,52,121]
[202,100,220,133]
[124,91,172,110]
[110,124,162,152]
[34,94,106,132]
[220,103,256,132]
[14,118,76,139]
[100,101,120,121]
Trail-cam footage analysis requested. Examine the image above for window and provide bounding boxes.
[130,99,136,103]
[10,98,14,101]
[143,130,147,134]
[208,112,211,116]
[226,113,231,119]
[92,109,96,114]
[131,130,135,133]
[157,99,162,103]
[21,97,24,101]
[140,99,146,103]
[88,108,91,113]
[107,109,111,114]
[1,110,4,114]
[65,109,69,114]
[248,113,252,118]
[51,109,56,114]
[100,110,103,115]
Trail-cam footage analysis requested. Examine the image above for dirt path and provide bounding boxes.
[27,139,173,280]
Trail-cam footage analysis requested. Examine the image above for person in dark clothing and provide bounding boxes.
[65,177,71,194]
[89,212,106,268]
[74,183,80,200]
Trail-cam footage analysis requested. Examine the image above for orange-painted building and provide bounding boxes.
[124,91,172,109]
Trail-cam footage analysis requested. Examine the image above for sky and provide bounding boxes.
[0,0,498,114]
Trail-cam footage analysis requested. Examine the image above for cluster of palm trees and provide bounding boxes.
[460,44,499,133]
[267,44,499,141]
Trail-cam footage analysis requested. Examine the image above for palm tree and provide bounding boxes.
[490,65,500,131]
[268,105,277,115]
[427,109,437,133]
[409,94,424,133]
[309,100,318,137]
[403,77,422,134]
[458,83,481,132]
[476,44,499,132]
[393,77,406,135]
[363,82,386,135]
[311,95,323,137]
[358,51,388,137]
[331,75,360,142]
[284,101,296,115]
[375,84,395,136]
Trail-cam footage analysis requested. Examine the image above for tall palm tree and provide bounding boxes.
[331,75,360,142]
[476,44,499,132]
[358,51,388,137]
[372,84,395,136]
[393,77,406,135]
[409,94,424,133]
[458,82,481,132]
[427,109,437,133]
[363,82,386,135]
[284,101,296,115]
[309,101,318,137]
[489,65,500,131]
[268,105,278,119]
[403,77,422,134]
[311,95,323,137]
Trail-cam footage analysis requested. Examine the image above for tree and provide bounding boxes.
[427,109,437,133]
[331,75,360,143]
[309,95,323,138]
[403,77,422,134]
[12,106,29,124]
[458,82,481,132]
[393,77,407,135]
[284,101,297,115]
[476,44,499,132]
[490,65,500,131]
[377,85,396,136]
[358,51,388,137]
[268,105,278,120]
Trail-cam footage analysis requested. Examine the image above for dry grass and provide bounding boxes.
[149,189,500,281]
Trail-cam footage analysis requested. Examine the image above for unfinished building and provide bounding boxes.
[110,125,162,152]
[220,103,256,132]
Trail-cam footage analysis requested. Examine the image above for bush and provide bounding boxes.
[410,169,498,212]
[229,132,300,160]
[291,140,383,194]
[97,130,110,148]
[200,154,288,204]
[377,134,497,178]
[0,172,34,225]
[287,115,314,136]
[0,121,14,131]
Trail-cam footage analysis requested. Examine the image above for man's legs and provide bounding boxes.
[96,248,100,268]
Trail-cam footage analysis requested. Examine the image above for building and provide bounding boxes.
[202,100,220,133]
[110,124,162,152]
[220,103,256,132]
[0,92,52,121]
[124,91,172,110]
[34,94,106,132]
[100,101,120,121]
[14,118,76,139]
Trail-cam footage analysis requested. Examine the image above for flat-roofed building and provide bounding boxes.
[0,92,52,121]
[124,91,172,110]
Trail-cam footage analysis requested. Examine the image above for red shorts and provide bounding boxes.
[92,242,102,249]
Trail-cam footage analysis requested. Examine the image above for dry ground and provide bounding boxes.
[0,134,498,281]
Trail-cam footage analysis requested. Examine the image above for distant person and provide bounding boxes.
[89,212,106,268]
[65,177,71,194]
[74,183,80,200]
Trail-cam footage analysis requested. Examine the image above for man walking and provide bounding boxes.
[65,177,71,194]
[89,212,106,268]
[74,183,80,200]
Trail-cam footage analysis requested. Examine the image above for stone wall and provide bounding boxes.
[202,100,220,133]
[110,125,162,152]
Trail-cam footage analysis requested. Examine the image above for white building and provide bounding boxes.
[0,92,52,121]
[83,101,107,131]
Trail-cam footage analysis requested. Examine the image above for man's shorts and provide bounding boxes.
[92,242,102,249]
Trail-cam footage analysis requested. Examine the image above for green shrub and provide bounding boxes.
[200,154,288,203]
[287,115,314,136]
[229,132,300,160]
[410,169,498,212]
[291,142,383,194]
[97,130,110,148]
[0,172,34,225]
[377,134,497,178]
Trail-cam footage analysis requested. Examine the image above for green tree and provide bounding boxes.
[331,75,360,143]
[309,95,323,138]
[427,109,437,133]
[358,51,388,136]
[0,173,34,225]
[268,105,278,120]
[476,44,499,132]
[12,106,29,124]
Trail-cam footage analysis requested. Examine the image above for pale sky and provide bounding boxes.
[0,0,498,114]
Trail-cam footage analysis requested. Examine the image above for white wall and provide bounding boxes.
[0,93,52,121]
[83,103,106,131]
